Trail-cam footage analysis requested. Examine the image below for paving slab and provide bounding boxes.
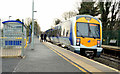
[13,37,81,72]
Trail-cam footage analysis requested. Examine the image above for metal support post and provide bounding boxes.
[31,0,34,50]
[21,19,24,57]
[0,18,1,74]
[0,19,1,49]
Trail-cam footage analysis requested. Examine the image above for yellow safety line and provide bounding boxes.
[24,38,28,48]
[16,37,25,39]
[44,43,88,73]
[45,42,120,72]
[0,37,7,38]
[55,44,120,72]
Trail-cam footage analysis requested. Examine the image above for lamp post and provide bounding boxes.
[31,0,37,50]
[9,16,12,20]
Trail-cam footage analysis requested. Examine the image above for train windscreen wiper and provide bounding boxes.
[77,30,84,38]
[95,29,99,38]
[88,25,96,39]
[90,30,96,39]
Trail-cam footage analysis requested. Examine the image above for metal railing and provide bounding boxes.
[0,37,27,57]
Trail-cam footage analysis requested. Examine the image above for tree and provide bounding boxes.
[34,21,41,36]
[25,17,32,26]
[16,19,21,22]
[54,19,61,25]
[62,11,77,20]
[110,2,119,30]
[99,2,111,31]
[26,20,41,37]
[77,2,100,16]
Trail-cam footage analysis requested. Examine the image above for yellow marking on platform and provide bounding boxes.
[79,55,120,72]
[43,42,87,73]
[0,37,7,38]
[62,46,119,72]
[45,42,120,72]
[16,37,22,39]
[66,49,119,72]
[24,38,28,48]
[45,42,101,72]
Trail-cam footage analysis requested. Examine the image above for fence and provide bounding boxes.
[0,20,27,57]
[103,30,120,47]
[0,37,27,57]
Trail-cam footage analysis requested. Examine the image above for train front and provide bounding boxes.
[74,15,102,58]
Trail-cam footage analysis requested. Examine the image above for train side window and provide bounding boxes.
[63,29,65,36]
[58,30,61,36]
[59,27,62,36]
[59,28,61,36]
[66,30,69,37]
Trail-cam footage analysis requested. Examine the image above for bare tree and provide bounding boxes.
[54,18,61,25]
[62,11,77,20]
[25,17,32,26]
[110,2,119,30]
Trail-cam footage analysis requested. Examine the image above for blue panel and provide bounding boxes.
[10,41,12,45]
[5,41,8,45]
[5,40,22,46]
[17,41,19,45]
[20,41,22,45]
[9,41,11,45]
[14,41,16,45]
[69,25,73,45]
[15,41,18,45]
[18,41,20,45]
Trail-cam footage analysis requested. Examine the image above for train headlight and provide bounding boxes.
[76,38,80,46]
[97,40,101,47]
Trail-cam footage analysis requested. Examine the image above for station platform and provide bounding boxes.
[4,36,119,73]
[44,42,119,73]
[12,36,80,72]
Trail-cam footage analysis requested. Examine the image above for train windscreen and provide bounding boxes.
[77,22,100,38]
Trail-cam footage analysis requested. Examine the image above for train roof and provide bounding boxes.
[76,15,101,23]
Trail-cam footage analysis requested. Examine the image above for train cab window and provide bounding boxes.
[89,24,100,38]
[77,22,100,38]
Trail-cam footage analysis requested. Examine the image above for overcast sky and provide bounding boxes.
[0,0,119,31]
[0,0,79,31]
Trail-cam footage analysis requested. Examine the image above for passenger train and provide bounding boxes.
[45,15,103,58]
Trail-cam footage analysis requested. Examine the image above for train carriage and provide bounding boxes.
[45,15,103,58]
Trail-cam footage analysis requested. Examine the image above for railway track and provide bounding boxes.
[94,53,120,70]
